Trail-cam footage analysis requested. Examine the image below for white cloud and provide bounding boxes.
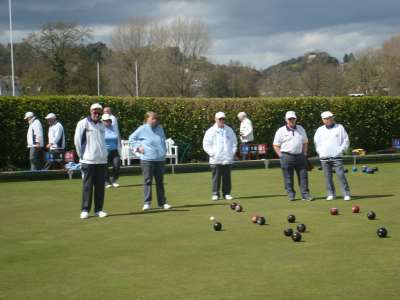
[208,22,400,68]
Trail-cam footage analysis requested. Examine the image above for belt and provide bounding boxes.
[281,152,302,156]
[320,157,343,161]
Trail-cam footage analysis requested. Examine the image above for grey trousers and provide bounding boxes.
[81,163,106,213]
[29,147,42,171]
[321,158,351,197]
[106,150,121,184]
[141,160,166,206]
[211,164,232,197]
[280,153,310,198]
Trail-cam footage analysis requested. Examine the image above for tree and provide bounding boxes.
[25,22,91,94]
[203,66,231,97]
[344,49,385,95]
[107,17,210,97]
[380,35,400,95]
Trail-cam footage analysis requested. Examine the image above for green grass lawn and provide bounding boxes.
[1,163,399,300]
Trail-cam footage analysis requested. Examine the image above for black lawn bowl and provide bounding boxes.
[257,216,266,225]
[213,222,222,231]
[230,202,237,210]
[377,227,388,238]
[287,214,296,223]
[235,204,243,212]
[291,232,302,242]
[297,223,306,233]
[367,211,376,220]
[284,228,293,237]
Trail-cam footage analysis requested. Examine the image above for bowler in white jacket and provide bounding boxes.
[24,112,44,171]
[203,112,237,201]
[314,111,351,201]
[74,103,108,219]
[238,112,254,160]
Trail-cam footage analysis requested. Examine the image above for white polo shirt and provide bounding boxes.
[273,125,308,154]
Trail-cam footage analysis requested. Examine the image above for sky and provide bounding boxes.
[1,0,400,69]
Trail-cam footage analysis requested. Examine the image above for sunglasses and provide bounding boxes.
[218,118,225,121]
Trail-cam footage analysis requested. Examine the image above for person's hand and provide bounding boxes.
[46,143,51,149]
[137,146,144,154]
[34,143,41,148]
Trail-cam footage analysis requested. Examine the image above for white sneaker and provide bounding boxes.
[95,211,108,218]
[212,195,219,201]
[163,203,172,210]
[344,195,351,201]
[105,184,112,189]
[224,195,234,200]
[326,195,335,201]
[112,182,120,188]
[80,211,89,219]
[142,203,151,211]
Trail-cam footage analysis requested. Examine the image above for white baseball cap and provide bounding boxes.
[24,112,34,119]
[321,111,334,119]
[45,113,57,119]
[215,112,226,119]
[101,113,112,121]
[285,111,297,120]
[90,103,103,110]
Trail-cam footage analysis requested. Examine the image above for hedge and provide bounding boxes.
[1,96,400,170]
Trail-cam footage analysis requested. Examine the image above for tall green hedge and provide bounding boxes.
[1,96,400,170]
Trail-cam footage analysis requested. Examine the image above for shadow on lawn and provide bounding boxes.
[307,194,394,201]
[107,208,190,218]
[351,194,394,200]
[236,194,286,200]
[174,202,228,209]
[118,183,168,188]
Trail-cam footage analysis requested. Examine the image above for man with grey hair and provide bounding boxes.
[24,111,44,171]
[314,111,351,201]
[273,111,312,201]
[237,112,254,160]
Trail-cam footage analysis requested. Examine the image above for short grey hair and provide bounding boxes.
[237,112,247,118]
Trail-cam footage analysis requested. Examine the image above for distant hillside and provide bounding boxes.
[262,51,339,76]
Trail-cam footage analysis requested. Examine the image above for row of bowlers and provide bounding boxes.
[203,110,351,202]
[24,107,121,186]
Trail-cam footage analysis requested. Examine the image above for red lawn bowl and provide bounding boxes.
[330,207,339,215]
[251,215,259,223]
[352,205,360,213]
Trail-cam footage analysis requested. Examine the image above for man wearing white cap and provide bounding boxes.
[203,112,238,201]
[237,112,254,160]
[44,113,65,169]
[24,111,44,171]
[273,111,312,201]
[74,103,108,219]
[314,111,351,201]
